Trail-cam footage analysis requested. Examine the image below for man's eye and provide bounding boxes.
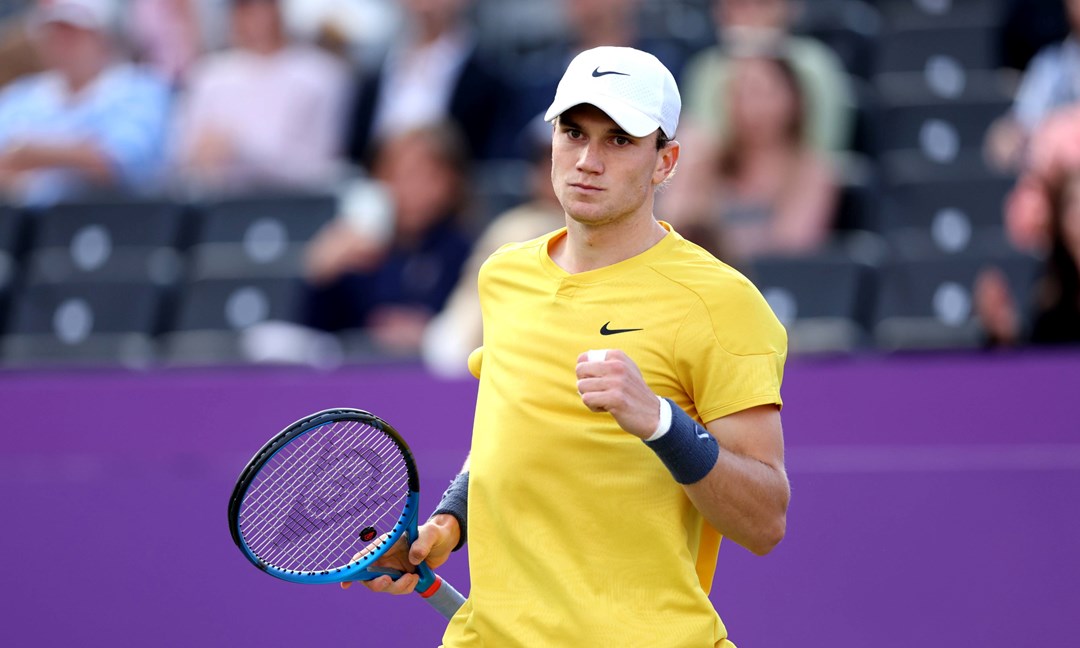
[613,136,630,146]
[567,129,583,139]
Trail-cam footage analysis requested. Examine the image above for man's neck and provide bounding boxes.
[551,213,667,274]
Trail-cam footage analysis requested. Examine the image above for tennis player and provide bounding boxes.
[347,46,790,647]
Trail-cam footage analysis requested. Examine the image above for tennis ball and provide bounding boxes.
[467,346,483,379]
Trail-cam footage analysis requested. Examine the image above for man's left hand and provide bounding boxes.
[576,348,661,439]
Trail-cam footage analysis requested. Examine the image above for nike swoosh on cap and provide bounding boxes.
[592,67,629,77]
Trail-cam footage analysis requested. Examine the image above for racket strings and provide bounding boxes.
[246,422,408,570]
[240,420,411,573]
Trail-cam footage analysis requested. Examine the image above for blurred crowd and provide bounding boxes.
[0,0,1078,373]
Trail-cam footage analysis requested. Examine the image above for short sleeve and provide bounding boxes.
[674,279,787,423]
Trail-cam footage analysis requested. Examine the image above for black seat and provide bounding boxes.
[0,205,26,291]
[880,149,1005,186]
[2,282,163,366]
[162,277,311,365]
[875,98,1010,157]
[871,251,1040,350]
[877,0,1007,31]
[874,25,998,75]
[794,0,883,80]
[881,176,1014,232]
[746,252,875,353]
[24,200,188,285]
[190,193,337,279]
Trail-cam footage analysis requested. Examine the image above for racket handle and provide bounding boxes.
[418,574,466,620]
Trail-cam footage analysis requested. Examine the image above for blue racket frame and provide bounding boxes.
[228,408,465,619]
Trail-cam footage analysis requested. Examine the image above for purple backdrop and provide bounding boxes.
[2,350,1078,646]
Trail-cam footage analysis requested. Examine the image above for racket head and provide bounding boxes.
[228,408,421,585]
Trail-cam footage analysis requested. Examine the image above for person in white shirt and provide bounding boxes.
[170,0,351,194]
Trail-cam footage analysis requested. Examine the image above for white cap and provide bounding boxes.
[544,46,681,139]
[35,0,116,32]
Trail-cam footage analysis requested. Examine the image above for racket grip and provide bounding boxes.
[418,574,466,620]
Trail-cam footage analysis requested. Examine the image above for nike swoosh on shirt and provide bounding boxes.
[600,322,643,335]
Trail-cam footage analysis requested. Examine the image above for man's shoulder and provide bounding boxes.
[650,234,751,292]
[650,236,777,322]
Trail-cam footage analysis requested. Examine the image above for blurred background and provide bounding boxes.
[0,0,1077,646]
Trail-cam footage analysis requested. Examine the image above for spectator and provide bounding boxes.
[0,1,42,89]
[170,0,351,195]
[304,122,474,355]
[126,0,207,87]
[280,0,402,66]
[661,55,838,265]
[421,121,565,377]
[1000,102,1080,254]
[986,0,1080,171]
[0,0,172,207]
[342,0,508,164]
[977,167,1080,347]
[680,0,855,153]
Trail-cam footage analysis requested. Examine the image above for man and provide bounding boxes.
[346,46,790,647]
[0,0,171,206]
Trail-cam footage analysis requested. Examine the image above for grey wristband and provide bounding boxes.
[643,399,720,484]
[431,471,468,551]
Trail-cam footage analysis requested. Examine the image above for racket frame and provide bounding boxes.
[228,408,428,586]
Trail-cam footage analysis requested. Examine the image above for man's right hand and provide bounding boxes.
[341,513,460,595]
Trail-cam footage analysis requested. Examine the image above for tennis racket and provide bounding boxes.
[227,408,466,619]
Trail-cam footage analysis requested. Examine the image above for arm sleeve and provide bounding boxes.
[95,71,172,189]
[674,279,787,424]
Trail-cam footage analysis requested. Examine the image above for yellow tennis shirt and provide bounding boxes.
[441,223,786,647]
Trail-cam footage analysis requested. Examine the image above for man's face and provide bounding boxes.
[37,20,108,76]
[230,0,283,52]
[550,104,675,227]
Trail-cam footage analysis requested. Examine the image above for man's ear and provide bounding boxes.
[654,140,680,186]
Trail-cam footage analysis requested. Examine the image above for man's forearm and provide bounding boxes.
[6,142,115,182]
[684,449,790,556]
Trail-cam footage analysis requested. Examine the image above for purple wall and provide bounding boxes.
[2,350,1078,647]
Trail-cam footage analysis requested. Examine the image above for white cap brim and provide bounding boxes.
[544,94,662,138]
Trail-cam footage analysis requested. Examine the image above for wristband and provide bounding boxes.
[646,395,673,441]
[643,399,719,484]
[431,471,469,551]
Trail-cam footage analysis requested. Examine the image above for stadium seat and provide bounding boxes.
[880,149,1004,187]
[189,192,337,280]
[874,98,1009,158]
[871,251,1040,350]
[794,0,883,80]
[880,176,1014,233]
[746,252,876,353]
[1,281,163,367]
[874,68,1012,105]
[834,153,883,232]
[0,205,25,293]
[23,199,188,286]
[161,276,312,365]
[875,0,1007,31]
[874,25,998,75]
